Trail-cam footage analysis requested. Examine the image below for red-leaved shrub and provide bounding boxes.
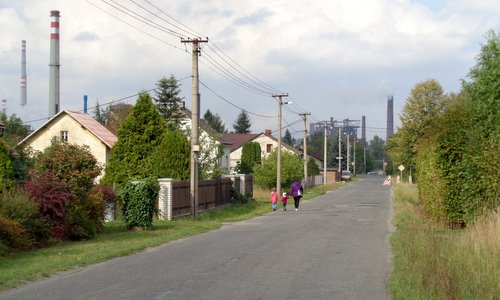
[24,177,75,238]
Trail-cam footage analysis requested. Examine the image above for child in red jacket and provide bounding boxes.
[270,187,278,211]
[281,192,289,211]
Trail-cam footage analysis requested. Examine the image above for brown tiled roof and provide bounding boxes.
[307,150,324,162]
[66,110,117,148]
[222,133,260,152]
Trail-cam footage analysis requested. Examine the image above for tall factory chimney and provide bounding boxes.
[361,115,366,142]
[21,40,27,106]
[386,95,394,141]
[1,99,7,115]
[49,10,60,118]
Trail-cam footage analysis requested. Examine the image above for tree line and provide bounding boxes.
[386,30,499,225]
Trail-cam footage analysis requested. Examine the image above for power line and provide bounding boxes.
[85,0,187,52]
[143,0,205,38]
[205,43,280,95]
[127,0,200,38]
[200,53,271,96]
[199,80,276,118]
[106,0,187,38]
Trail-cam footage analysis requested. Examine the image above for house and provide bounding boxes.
[223,129,299,173]
[179,108,231,175]
[19,109,117,179]
[306,149,324,170]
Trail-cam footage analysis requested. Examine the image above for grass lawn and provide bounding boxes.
[0,182,346,291]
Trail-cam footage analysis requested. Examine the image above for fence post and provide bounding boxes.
[158,178,173,221]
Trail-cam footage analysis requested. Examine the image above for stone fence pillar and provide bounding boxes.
[158,178,173,221]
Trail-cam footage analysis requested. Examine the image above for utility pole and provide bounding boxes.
[337,127,342,181]
[323,121,328,185]
[299,113,311,186]
[182,37,208,220]
[353,138,356,176]
[346,133,350,173]
[364,145,366,174]
[322,121,334,185]
[273,93,288,198]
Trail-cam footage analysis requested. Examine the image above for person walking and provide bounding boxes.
[281,192,289,211]
[290,179,304,211]
[270,187,279,211]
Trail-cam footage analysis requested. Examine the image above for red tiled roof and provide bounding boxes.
[66,110,117,148]
[222,133,260,152]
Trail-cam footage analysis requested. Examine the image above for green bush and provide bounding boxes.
[120,178,159,230]
[0,216,31,255]
[0,142,14,190]
[0,190,51,247]
[32,141,102,199]
[253,151,304,189]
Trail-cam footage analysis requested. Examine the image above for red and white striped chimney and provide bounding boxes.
[48,10,60,118]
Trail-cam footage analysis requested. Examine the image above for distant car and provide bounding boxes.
[341,170,352,181]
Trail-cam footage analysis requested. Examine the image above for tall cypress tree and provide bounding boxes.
[103,91,166,188]
[233,110,251,133]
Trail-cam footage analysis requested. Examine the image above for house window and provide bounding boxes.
[60,131,68,143]
[266,144,272,153]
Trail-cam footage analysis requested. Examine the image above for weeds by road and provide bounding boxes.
[389,183,499,299]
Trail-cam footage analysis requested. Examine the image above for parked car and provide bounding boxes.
[341,170,352,181]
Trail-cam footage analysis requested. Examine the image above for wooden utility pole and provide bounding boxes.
[182,37,208,219]
[299,113,311,185]
[323,121,328,185]
[273,93,288,198]
[337,127,342,181]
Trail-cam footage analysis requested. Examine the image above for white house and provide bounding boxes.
[19,109,117,180]
[223,129,298,173]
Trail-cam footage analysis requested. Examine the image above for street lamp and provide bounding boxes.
[353,138,357,177]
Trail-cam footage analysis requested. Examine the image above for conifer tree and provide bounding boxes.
[103,92,166,188]
[154,75,185,131]
[203,109,227,133]
[233,110,251,133]
[283,129,295,146]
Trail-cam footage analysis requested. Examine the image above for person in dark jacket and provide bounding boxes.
[289,179,304,211]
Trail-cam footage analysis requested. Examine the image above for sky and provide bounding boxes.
[0,0,499,141]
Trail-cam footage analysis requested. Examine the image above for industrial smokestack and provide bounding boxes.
[49,10,60,118]
[361,115,366,142]
[386,95,394,141]
[21,40,27,106]
[1,99,7,115]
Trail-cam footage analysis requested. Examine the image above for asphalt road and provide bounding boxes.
[0,175,393,300]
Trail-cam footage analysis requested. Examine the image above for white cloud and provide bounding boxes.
[0,0,498,139]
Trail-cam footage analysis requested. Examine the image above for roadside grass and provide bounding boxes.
[0,181,344,291]
[389,183,500,299]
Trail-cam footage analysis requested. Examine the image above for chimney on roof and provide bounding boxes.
[264,129,272,136]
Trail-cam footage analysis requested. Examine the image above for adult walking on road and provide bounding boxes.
[290,179,304,211]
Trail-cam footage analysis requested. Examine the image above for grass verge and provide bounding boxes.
[0,182,345,291]
[389,183,499,299]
